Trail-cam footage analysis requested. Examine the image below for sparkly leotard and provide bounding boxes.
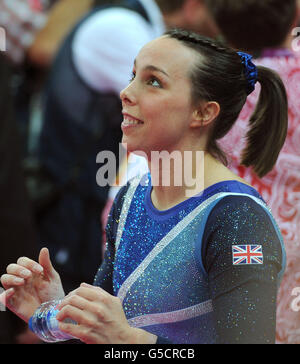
[94,174,285,344]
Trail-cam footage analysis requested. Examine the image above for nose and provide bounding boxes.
[120,83,136,106]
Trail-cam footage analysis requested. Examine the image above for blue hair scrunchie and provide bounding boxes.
[237,51,258,95]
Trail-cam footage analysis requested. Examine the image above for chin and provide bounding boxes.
[131,150,149,160]
[121,139,147,158]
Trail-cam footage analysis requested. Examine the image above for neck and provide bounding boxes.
[149,152,251,211]
[148,152,219,210]
[149,150,203,210]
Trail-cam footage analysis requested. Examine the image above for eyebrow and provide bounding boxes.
[134,59,170,78]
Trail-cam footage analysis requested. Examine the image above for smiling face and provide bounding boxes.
[120,36,200,157]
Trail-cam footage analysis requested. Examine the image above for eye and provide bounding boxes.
[147,77,162,88]
[129,71,136,83]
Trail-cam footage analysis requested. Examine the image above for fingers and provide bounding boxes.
[58,321,99,345]
[58,287,102,311]
[0,255,43,290]
[56,296,106,344]
[38,248,56,278]
[57,304,96,327]
[7,264,33,279]
[55,285,128,345]
[66,285,111,305]
[57,285,112,327]
[4,264,29,286]
[80,283,112,299]
[58,293,107,321]
[1,274,25,288]
[16,257,44,274]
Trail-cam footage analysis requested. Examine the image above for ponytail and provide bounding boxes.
[164,29,288,178]
[240,66,288,177]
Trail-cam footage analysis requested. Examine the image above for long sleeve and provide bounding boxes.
[93,183,130,293]
[202,196,283,344]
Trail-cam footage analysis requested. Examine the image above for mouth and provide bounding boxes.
[122,113,144,127]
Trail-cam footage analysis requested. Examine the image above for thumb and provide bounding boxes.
[38,248,56,278]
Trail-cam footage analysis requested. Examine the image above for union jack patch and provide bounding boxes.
[232,245,263,265]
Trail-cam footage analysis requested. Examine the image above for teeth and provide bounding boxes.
[123,117,143,126]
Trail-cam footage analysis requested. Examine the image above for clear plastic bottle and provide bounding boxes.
[29,300,76,343]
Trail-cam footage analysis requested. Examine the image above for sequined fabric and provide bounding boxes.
[94,175,285,343]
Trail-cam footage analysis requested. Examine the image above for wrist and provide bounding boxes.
[129,328,157,344]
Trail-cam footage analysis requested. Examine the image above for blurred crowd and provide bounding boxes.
[0,0,300,344]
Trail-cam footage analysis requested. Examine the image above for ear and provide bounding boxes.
[190,101,220,128]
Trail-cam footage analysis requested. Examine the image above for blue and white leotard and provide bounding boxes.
[94,174,285,344]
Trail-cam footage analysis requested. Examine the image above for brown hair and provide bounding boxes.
[166,29,288,177]
[205,0,297,52]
